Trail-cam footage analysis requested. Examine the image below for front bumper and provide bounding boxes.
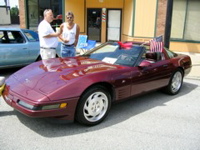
[2,88,79,121]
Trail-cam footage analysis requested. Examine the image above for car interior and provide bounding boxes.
[145,52,162,62]
[0,31,25,44]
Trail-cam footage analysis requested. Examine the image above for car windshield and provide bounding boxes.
[22,29,39,42]
[83,42,145,67]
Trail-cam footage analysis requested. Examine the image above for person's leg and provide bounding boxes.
[48,49,56,58]
[61,44,65,57]
[40,48,56,59]
[68,46,76,57]
[61,44,70,57]
[40,48,44,59]
[40,48,48,59]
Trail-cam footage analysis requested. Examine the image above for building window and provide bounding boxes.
[171,0,200,42]
[27,0,62,31]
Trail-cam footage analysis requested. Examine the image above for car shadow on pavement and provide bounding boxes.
[11,80,198,137]
[0,110,16,117]
[0,67,23,78]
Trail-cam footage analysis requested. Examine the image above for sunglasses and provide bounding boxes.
[67,17,73,19]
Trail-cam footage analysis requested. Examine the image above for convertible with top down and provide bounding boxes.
[0,41,192,125]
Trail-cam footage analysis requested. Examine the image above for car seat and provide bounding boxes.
[146,52,162,62]
[145,52,157,61]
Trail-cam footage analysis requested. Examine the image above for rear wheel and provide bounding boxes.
[163,69,183,95]
[75,85,111,126]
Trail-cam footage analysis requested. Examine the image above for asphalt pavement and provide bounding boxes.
[0,79,200,150]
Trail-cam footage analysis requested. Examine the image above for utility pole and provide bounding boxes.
[164,0,174,49]
[4,0,9,14]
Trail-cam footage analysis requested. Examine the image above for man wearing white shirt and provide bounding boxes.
[38,9,60,60]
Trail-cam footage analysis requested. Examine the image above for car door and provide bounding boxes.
[0,30,30,67]
[22,30,40,62]
[131,59,173,95]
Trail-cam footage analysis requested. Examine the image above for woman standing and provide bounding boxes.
[59,11,80,57]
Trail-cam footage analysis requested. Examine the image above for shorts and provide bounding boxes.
[40,48,57,60]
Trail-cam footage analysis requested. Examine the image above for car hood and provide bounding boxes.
[11,57,120,96]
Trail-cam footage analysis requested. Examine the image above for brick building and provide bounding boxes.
[18,0,200,53]
[0,6,11,25]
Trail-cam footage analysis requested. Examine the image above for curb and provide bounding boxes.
[185,76,200,80]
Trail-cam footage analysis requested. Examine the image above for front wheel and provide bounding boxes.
[75,85,111,126]
[163,69,183,95]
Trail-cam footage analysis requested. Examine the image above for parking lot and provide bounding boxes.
[0,73,200,150]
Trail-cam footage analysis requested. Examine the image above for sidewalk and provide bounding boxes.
[0,24,20,28]
[177,52,200,80]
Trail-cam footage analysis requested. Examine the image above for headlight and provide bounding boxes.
[18,100,68,110]
[18,100,35,110]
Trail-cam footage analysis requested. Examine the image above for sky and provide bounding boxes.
[0,0,19,8]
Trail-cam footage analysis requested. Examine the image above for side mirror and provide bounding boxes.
[139,60,151,68]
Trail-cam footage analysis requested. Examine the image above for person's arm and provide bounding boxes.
[43,32,60,38]
[43,24,61,38]
[74,24,80,46]
[58,23,69,43]
[58,23,64,41]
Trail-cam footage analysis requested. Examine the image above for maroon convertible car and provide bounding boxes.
[1,41,192,125]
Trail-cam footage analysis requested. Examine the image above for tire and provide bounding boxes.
[75,85,111,126]
[163,69,183,95]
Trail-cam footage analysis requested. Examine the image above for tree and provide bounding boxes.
[10,6,19,16]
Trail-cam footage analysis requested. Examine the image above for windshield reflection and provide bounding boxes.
[84,43,144,66]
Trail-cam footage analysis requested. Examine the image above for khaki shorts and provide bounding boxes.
[40,48,56,60]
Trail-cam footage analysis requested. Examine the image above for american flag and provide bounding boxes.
[150,39,164,52]
[153,35,163,42]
